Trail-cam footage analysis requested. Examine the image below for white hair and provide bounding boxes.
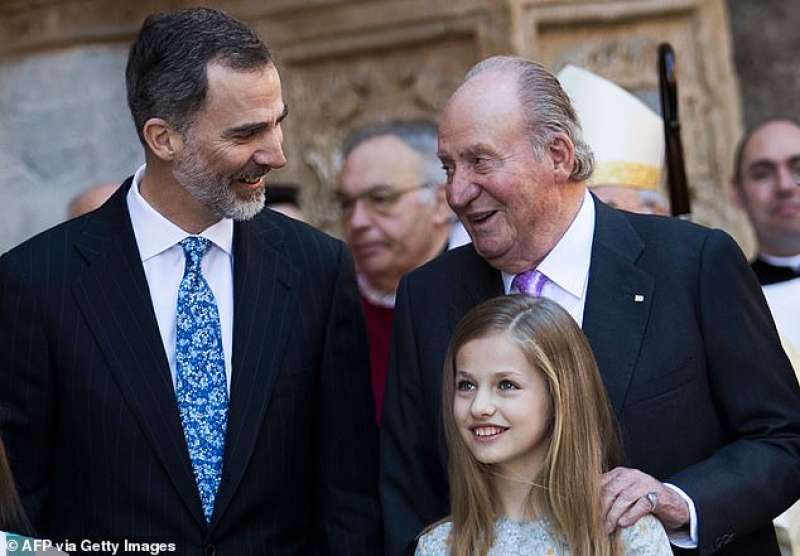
[464,56,594,181]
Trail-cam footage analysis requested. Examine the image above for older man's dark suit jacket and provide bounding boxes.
[381,198,800,556]
[0,179,381,555]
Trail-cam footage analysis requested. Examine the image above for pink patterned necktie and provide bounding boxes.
[511,269,548,297]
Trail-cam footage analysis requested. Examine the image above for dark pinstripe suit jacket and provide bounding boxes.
[0,179,381,555]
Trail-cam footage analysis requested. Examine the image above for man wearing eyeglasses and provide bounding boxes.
[337,121,462,424]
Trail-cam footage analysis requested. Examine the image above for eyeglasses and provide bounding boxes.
[334,183,434,217]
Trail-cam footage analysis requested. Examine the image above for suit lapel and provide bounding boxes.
[450,246,505,328]
[71,180,206,527]
[582,200,655,414]
[210,215,296,527]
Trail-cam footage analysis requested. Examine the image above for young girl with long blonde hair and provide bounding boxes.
[415,295,671,556]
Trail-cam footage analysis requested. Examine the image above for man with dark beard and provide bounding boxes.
[0,8,380,555]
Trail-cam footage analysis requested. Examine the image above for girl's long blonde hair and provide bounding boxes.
[441,295,623,556]
[0,438,31,536]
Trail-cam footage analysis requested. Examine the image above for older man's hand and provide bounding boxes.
[601,467,690,534]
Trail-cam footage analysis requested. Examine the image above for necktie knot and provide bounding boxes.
[180,236,211,271]
[175,233,227,523]
[511,269,548,297]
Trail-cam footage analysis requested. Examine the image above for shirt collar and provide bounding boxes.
[357,273,396,308]
[502,188,595,299]
[126,164,234,262]
[759,252,800,272]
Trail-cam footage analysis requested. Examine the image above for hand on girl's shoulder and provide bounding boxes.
[620,514,673,556]
[414,521,452,556]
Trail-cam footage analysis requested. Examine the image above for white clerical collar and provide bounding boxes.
[357,273,396,308]
[126,164,234,262]
[759,252,800,272]
[502,188,595,299]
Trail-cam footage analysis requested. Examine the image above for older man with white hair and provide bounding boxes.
[380,55,800,556]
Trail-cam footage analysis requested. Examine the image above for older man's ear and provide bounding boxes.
[548,132,577,183]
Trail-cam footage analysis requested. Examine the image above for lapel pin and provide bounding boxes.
[634,294,645,303]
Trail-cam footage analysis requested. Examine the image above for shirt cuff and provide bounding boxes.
[663,483,698,548]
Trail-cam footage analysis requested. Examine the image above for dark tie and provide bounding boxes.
[175,236,228,522]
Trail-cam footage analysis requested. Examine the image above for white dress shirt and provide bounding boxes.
[126,164,234,393]
[503,189,698,548]
[758,253,800,362]
[501,189,595,325]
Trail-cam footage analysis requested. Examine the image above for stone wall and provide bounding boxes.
[727,0,800,128]
[0,44,142,252]
[0,0,764,254]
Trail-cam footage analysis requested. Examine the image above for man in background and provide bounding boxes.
[336,121,465,424]
[731,118,800,359]
[67,182,119,218]
[731,117,800,555]
[0,8,380,554]
[558,64,669,215]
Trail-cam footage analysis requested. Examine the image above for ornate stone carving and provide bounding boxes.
[280,36,473,231]
[0,0,751,253]
[554,35,661,88]
[528,1,750,251]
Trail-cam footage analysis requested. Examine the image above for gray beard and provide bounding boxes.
[173,148,265,222]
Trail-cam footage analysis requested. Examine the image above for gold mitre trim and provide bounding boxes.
[589,161,661,190]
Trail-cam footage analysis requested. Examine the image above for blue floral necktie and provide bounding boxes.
[175,236,228,522]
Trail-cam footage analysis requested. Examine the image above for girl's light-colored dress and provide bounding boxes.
[415,515,672,556]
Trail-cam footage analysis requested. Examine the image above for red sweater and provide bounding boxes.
[360,295,394,425]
